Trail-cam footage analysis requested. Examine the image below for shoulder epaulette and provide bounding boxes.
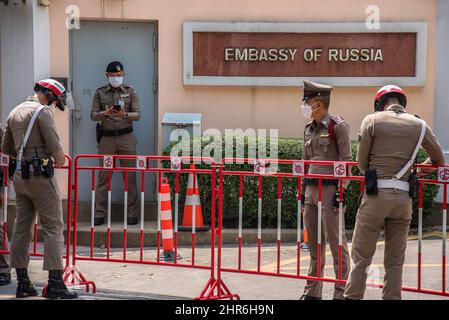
[330,115,345,126]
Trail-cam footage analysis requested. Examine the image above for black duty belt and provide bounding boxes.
[304,178,339,186]
[101,127,133,137]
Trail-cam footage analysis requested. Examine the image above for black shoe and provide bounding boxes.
[299,294,322,300]
[15,268,38,298]
[44,270,78,300]
[0,273,11,286]
[127,217,138,225]
[94,217,105,226]
[16,280,38,298]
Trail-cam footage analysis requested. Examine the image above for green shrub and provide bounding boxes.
[162,137,439,229]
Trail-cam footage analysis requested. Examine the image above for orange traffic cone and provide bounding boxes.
[159,177,182,261]
[301,228,309,250]
[179,164,210,232]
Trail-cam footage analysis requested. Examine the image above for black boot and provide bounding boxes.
[0,273,11,286]
[94,217,105,226]
[15,269,38,298]
[44,270,78,300]
[127,217,138,225]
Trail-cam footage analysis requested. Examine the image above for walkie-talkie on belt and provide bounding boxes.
[32,147,42,176]
[409,160,419,199]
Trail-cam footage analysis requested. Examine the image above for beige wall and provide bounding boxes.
[49,0,436,154]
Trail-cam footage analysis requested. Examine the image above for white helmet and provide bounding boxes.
[34,79,67,111]
[374,85,407,112]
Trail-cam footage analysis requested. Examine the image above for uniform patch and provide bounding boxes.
[330,116,345,125]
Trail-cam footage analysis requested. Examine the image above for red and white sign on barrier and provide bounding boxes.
[103,155,113,169]
[438,167,449,183]
[136,156,147,170]
[333,161,347,177]
[254,160,266,175]
[292,161,305,176]
[170,156,181,171]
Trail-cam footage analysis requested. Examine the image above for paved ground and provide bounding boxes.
[0,231,448,300]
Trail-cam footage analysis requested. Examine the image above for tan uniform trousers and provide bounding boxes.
[0,221,10,273]
[344,189,412,300]
[10,173,64,271]
[95,133,138,219]
[303,185,350,300]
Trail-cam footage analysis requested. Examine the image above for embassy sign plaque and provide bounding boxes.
[183,22,427,87]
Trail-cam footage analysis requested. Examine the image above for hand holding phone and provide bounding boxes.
[112,105,126,118]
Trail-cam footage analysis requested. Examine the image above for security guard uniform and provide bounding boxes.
[344,103,444,300]
[3,79,77,299]
[301,81,351,300]
[2,95,66,272]
[91,74,140,224]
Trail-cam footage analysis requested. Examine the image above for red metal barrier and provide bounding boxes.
[68,154,235,299]
[215,158,449,299]
[3,153,446,300]
[0,155,73,292]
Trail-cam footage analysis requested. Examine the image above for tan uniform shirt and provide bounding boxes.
[1,95,65,166]
[302,113,353,176]
[90,84,140,131]
[357,104,445,181]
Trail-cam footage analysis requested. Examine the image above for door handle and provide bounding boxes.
[74,107,82,128]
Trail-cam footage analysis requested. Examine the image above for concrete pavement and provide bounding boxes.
[0,233,448,300]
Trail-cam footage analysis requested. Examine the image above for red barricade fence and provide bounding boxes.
[214,158,449,299]
[67,154,234,299]
[0,153,447,299]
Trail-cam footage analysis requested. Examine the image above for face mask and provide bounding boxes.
[109,76,123,88]
[301,102,316,119]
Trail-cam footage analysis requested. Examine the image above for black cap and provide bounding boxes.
[106,61,124,73]
[302,80,333,101]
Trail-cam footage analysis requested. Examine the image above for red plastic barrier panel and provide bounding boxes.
[215,158,449,299]
[70,154,227,299]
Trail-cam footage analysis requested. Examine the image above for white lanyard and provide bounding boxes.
[17,105,46,162]
[393,119,426,180]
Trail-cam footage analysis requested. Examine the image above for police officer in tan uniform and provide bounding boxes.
[0,126,11,286]
[344,85,445,300]
[91,61,140,226]
[300,80,351,300]
[2,79,77,299]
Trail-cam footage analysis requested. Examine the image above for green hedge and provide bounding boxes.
[162,137,439,229]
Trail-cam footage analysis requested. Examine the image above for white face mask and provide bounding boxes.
[109,76,124,88]
[301,101,317,119]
